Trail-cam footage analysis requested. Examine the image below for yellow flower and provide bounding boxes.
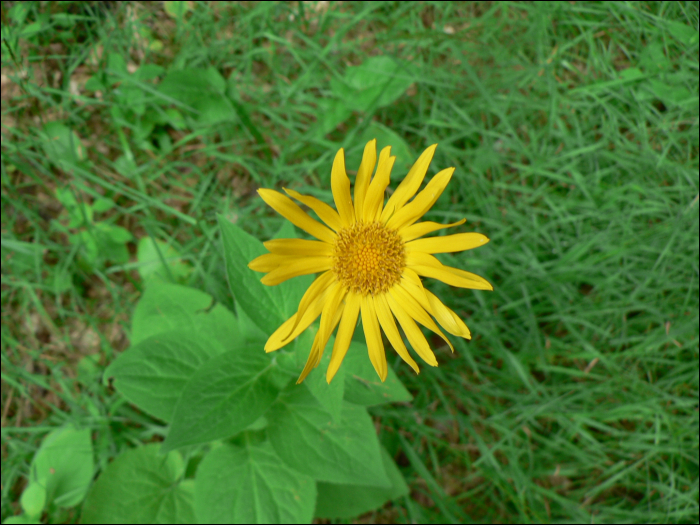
[249,140,492,384]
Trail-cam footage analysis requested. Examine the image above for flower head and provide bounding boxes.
[249,140,492,384]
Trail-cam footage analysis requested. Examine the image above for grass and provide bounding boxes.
[1,1,698,523]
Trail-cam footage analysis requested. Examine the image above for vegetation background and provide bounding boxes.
[1,1,698,523]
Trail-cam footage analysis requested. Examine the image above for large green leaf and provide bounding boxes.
[130,282,238,346]
[342,342,413,406]
[105,331,228,422]
[29,427,93,508]
[267,387,390,487]
[162,346,286,451]
[303,334,345,423]
[218,215,306,336]
[315,445,409,519]
[194,442,316,524]
[235,298,268,342]
[81,445,195,524]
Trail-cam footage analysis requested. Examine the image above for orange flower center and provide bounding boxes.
[332,222,404,295]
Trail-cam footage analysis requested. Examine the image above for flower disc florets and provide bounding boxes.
[333,222,404,295]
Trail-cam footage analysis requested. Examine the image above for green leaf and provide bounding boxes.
[164,1,192,19]
[2,515,41,524]
[646,78,693,107]
[332,56,413,113]
[20,483,46,518]
[157,68,235,126]
[75,230,99,267]
[8,3,29,24]
[315,445,409,518]
[164,108,186,130]
[162,346,285,451]
[19,21,43,40]
[1,239,44,276]
[268,387,391,487]
[136,237,192,284]
[639,41,671,72]
[99,224,132,244]
[342,342,413,406]
[191,97,236,127]
[134,64,165,81]
[41,121,84,168]
[106,53,127,78]
[92,223,131,265]
[194,442,316,524]
[113,155,137,178]
[149,39,164,52]
[218,215,306,336]
[235,299,269,342]
[29,426,93,508]
[666,20,698,45]
[315,98,353,136]
[105,330,228,422]
[84,75,105,92]
[91,197,115,213]
[55,187,92,228]
[51,13,79,29]
[81,444,195,524]
[130,283,239,346]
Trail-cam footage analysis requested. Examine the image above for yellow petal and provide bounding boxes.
[297,331,322,384]
[386,292,438,366]
[374,293,419,374]
[377,145,392,170]
[260,256,331,286]
[400,266,422,286]
[265,286,328,352]
[297,294,346,384]
[442,266,493,290]
[381,144,437,223]
[399,274,468,342]
[405,252,493,291]
[353,140,377,217]
[284,271,335,339]
[248,253,289,272]
[399,219,466,242]
[317,283,347,358]
[410,264,492,290]
[390,284,454,353]
[361,294,387,381]
[424,289,471,339]
[398,271,432,312]
[331,148,355,227]
[326,292,361,383]
[405,232,489,254]
[263,238,333,257]
[385,167,454,231]
[284,188,342,232]
[405,251,442,268]
[258,188,336,243]
[363,153,395,223]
